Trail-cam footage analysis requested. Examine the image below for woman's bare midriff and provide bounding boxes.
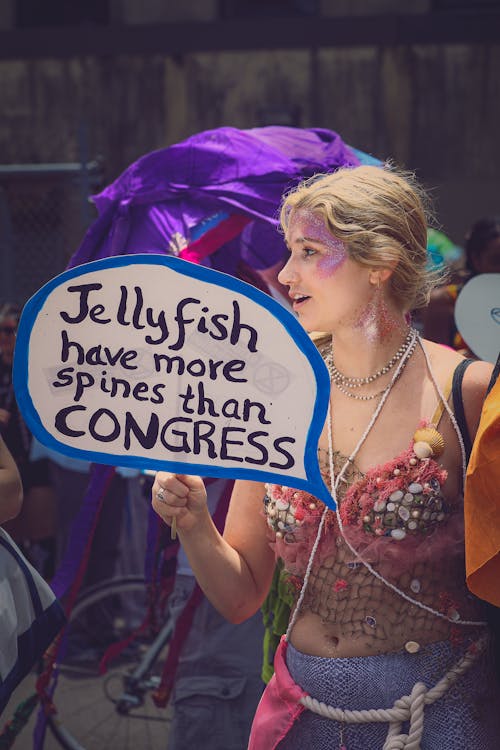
[288,608,480,659]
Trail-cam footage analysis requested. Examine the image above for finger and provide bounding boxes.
[157,473,193,499]
[155,485,167,503]
[175,474,206,494]
[177,474,203,490]
[152,490,181,531]
[153,485,183,509]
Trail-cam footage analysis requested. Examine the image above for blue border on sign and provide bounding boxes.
[13,254,334,508]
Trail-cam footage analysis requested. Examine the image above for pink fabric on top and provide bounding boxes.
[179,214,251,262]
[248,636,307,750]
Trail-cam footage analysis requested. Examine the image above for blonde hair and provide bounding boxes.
[280,164,441,312]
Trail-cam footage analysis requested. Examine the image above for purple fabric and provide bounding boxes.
[69,126,361,274]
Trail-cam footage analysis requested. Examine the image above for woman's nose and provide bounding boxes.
[277,256,297,286]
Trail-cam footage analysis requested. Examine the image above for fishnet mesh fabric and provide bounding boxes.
[274,448,485,652]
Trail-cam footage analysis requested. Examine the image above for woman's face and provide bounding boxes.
[278,209,370,333]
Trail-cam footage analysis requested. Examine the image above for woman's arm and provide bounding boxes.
[152,474,275,623]
[461,359,495,443]
[0,435,23,523]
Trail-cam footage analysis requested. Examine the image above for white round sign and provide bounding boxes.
[454,273,500,363]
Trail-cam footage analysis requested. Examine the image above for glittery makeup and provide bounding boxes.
[291,209,347,278]
[317,251,346,279]
[354,287,406,343]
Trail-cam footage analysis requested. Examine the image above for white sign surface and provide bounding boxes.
[14,255,334,507]
[455,273,500,363]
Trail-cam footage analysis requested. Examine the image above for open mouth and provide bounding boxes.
[292,295,310,310]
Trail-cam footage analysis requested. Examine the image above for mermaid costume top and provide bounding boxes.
[263,354,487,652]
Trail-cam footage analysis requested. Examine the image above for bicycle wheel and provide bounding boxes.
[47,576,172,750]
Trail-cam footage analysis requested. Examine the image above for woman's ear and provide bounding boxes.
[369,267,394,286]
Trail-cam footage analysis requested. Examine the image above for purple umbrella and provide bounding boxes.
[70,126,365,285]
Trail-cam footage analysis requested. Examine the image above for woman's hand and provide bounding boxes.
[151,472,209,535]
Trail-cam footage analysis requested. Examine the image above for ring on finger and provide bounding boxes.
[156,487,166,503]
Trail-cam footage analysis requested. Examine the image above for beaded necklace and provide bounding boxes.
[327,328,417,401]
[329,327,415,386]
[327,327,418,401]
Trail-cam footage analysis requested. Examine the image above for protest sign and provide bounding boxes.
[454,273,500,363]
[14,255,335,507]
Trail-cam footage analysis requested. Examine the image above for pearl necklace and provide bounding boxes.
[328,327,415,387]
[327,328,417,400]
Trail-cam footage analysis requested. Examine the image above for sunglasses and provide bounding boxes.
[0,326,16,335]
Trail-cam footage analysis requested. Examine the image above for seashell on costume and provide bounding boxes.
[412,427,445,457]
[413,441,433,459]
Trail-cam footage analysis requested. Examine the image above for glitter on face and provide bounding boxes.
[354,288,406,343]
[292,209,347,278]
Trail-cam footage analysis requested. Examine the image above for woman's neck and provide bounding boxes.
[331,322,411,379]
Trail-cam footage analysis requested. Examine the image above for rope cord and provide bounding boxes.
[299,636,486,750]
[419,343,467,490]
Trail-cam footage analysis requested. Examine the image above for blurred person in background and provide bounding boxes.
[422,218,500,356]
[1,433,65,717]
[0,433,23,525]
[0,303,56,578]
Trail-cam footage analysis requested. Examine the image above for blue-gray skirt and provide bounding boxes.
[277,637,500,749]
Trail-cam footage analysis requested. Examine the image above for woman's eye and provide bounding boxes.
[303,247,316,258]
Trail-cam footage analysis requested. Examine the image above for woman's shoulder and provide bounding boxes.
[423,342,494,447]
[458,358,494,411]
[458,359,495,448]
[422,338,492,381]
[420,338,463,370]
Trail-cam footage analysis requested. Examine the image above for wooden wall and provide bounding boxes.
[1,40,499,243]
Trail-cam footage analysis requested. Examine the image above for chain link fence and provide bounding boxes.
[0,161,103,307]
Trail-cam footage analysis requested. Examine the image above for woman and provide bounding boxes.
[422,217,500,355]
[152,165,499,749]
[0,433,23,524]
[0,305,25,458]
[0,303,55,577]
[1,433,65,717]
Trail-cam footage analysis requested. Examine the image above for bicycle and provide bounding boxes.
[43,575,174,750]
